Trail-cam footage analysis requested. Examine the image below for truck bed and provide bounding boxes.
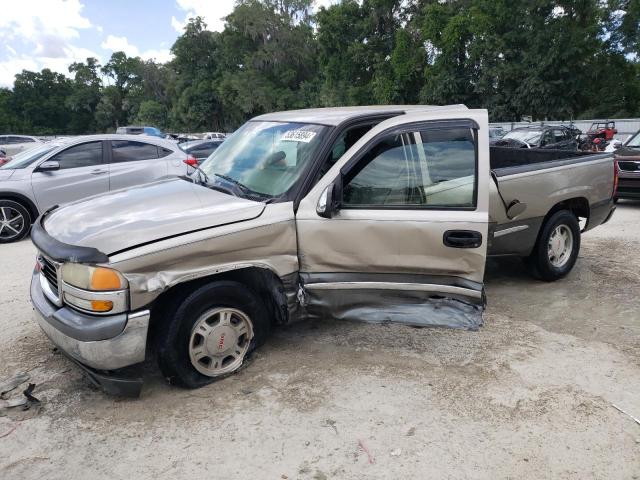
[490,147,606,173]
[488,147,615,257]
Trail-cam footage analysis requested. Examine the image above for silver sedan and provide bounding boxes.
[0,134,190,243]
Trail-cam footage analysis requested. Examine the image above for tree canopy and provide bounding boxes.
[1,0,639,134]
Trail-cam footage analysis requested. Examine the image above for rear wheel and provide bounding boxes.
[0,200,31,243]
[156,281,270,389]
[527,210,580,281]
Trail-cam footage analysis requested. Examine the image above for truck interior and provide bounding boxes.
[490,146,598,170]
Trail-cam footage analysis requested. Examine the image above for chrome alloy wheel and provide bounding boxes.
[0,206,25,241]
[547,224,573,268]
[189,307,254,377]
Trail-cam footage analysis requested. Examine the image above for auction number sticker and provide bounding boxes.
[281,130,317,143]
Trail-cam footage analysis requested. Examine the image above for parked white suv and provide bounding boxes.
[0,135,42,156]
[0,134,190,243]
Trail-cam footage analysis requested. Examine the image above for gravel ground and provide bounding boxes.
[0,202,639,479]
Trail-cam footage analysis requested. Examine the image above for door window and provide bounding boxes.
[189,142,220,158]
[51,141,103,169]
[315,124,376,184]
[343,128,476,208]
[111,140,160,163]
[158,147,173,158]
[553,130,566,143]
[540,131,554,146]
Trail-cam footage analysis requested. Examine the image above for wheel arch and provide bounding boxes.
[525,197,588,257]
[148,266,290,334]
[545,197,589,227]
[0,192,39,222]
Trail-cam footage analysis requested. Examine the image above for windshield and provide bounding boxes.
[0,144,57,169]
[198,121,329,198]
[502,129,543,146]
[626,131,640,147]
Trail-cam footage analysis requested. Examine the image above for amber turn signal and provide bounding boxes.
[90,300,114,312]
[90,267,124,291]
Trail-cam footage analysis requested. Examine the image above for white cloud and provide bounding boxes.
[0,57,39,87]
[101,35,140,57]
[315,0,338,10]
[0,42,102,88]
[0,0,99,87]
[171,0,236,34]
[172,0,236,33]
[0,0,92,41]
[171,0,340,34]
[171,15,187,33]
[101,35,173,63]
[141,49,173,63]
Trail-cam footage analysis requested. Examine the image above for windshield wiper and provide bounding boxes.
[190,167,237,196]
[212,173,276,202]
[189,165,209,185]
[213,173,251,192]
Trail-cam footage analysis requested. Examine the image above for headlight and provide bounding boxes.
[61,264,128,315]
[62,264,128,291]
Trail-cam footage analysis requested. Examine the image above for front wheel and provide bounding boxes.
[156,281,271,389]
[0,200,31,243]
[526,210,581,281]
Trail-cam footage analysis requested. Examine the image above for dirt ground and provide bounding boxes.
[1,202,639,480]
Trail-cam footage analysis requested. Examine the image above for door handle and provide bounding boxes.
[91,169,107,175]
[443,230,483,248]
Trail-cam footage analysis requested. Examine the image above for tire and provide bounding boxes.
[156,281,271,389]
[0,199,32,243]
[526,210,581,281]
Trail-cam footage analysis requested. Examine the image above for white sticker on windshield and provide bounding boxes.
[281,130,317,143]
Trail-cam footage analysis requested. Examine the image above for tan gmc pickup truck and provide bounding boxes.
[29,105,616,395]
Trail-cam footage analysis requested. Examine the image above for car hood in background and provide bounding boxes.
[43,178,265,255]
[0,169,15,180]
[615,146,640,159]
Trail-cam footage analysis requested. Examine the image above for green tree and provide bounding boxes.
[170,17,221,131]
[101,51,145,126]
[94,86,120,131]
[2,0,640,134]
[0,88,20,132]
[135,100,168,128]
[10,69,73,134]
[67,57,102,133]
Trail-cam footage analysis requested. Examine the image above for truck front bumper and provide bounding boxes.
[31,272,150,395]
[618,176,640,199]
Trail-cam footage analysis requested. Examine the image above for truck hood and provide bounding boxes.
[43,177,265,255]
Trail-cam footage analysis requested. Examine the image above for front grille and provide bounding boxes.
[618,161,640,172]
[40,256,59,295]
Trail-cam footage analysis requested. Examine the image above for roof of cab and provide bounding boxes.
[253,105,469,126]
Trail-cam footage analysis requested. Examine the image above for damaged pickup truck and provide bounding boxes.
[29,105,616,395]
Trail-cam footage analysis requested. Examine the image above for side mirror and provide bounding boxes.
[506,200,527,219]
[37,160,60,172]
[316,179,342,218]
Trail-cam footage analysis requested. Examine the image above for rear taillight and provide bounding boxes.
[613,159,619,198]
[183,156,198,167]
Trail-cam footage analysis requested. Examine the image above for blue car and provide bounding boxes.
[116,126,166,138]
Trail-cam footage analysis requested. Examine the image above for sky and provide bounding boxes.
[0,0,336,88]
